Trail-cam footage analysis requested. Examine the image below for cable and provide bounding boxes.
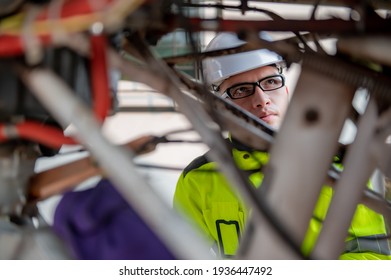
[132,128,203,154]
[182,0,316,53]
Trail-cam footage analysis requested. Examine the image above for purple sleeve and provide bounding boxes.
[52,179,175,260]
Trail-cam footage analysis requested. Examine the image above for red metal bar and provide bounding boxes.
[90,34,111,122]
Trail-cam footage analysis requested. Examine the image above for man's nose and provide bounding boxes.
[252,86,271,108]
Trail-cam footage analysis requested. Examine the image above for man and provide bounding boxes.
[173,32,391,259]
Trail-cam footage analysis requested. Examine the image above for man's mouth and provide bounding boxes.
[260,114,275,123]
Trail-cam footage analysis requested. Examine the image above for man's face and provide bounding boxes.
[219,65,290,129]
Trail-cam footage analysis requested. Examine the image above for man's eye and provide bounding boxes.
[265,78,277,84]
[232,86,252,96]
[238,86,252,92]
[261,77,282,89]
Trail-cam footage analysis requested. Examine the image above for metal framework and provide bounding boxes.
[0,0,390,259]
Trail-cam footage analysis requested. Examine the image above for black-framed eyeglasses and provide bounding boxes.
[224,74,285,100]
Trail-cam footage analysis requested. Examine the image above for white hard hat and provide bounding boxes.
[202,32,284,87]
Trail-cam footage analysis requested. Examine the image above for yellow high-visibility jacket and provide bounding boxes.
[174,139,391,259]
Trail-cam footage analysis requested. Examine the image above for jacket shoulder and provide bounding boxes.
[181,137,251,178]
[182,152,211,179]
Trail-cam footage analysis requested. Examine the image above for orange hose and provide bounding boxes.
[0,34,51,57]
[0,121,77,149]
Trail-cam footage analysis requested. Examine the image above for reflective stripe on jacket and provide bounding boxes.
[173,139,391,259]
